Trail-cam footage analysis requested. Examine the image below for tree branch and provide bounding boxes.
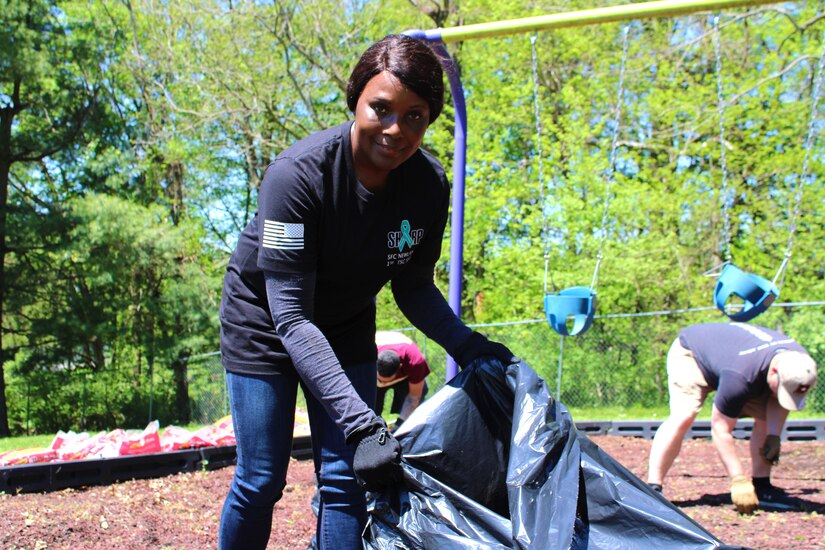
[726,54,817,106]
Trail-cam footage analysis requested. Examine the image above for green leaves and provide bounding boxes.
[10,193,213,372]
[443,7,824,327]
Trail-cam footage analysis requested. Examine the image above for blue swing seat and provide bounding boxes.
[713,263,779,322]
[544,286,597,336]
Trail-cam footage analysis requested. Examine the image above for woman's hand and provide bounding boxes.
[352,422,403,491]
[454,332,519,369]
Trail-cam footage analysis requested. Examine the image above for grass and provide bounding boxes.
[0,434,56,454]
[568,402,711,421]
[569,403,825,422]
[569,406,672,422]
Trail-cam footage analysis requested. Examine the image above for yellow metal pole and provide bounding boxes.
[433,0,780,43]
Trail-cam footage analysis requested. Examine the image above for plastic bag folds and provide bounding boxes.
[364,358,741,550]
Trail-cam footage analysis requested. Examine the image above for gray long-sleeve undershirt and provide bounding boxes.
[391,278,473,351]
[265,270,379,442]
[265,270,474,441]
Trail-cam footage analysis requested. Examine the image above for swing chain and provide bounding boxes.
[531,34,552,294]
[773,26,825,288]
[713,16,734,266]
[592,24,630,292]
[590,252,604,291]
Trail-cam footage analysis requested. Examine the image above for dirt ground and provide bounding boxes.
[1,435,823,549]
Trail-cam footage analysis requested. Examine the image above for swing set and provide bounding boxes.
[403,0,821,379]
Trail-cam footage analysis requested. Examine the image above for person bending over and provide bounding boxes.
[647,322,817,514]
[374,330,430,430]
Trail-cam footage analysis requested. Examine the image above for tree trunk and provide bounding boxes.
[0,82,16,437]
[172,350,191,424]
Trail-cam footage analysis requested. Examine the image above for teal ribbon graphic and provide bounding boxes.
[398,219,414,251]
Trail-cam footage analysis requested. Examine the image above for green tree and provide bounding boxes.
[9,194,216,431]
[444,4,824,325]
[0,0,126,436]
[117,0,399,252]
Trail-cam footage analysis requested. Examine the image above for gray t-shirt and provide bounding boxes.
[679,322,807,417]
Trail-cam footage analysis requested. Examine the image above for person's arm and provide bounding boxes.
[264,270,380,441]
[392,279,516,367]
[398,380,425,420]
[760,396,789,466]
[712,403,759,513]
[267,270,403,490]
[388,161,516,366]
[392,278,472,355]
[764,396,789,436]
[711,404,744,478]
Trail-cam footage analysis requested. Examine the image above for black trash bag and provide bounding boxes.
[363,358,740,550]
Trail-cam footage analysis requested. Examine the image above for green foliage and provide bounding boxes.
[437,4,825,337]
[1,0,137,435]
[6,194,217,432]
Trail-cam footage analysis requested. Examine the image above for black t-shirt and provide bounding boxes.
[678,322,807,417]
[220,122,450,374]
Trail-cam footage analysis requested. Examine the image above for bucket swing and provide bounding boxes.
[713,263,778,322]
[532,28,629,336]
[544,286,597,337]
[707,16,775,321]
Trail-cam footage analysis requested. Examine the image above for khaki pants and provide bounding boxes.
[666,338,766,420]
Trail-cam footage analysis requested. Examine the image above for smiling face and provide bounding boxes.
[350,70,430,191]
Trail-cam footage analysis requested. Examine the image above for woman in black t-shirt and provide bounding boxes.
[218,34,516,550]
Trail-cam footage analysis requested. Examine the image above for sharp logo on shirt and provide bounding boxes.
[386,219,423,266]
[262,220,304,250]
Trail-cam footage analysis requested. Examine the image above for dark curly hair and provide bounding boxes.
[377,350,401,378]
[347,34,444,124]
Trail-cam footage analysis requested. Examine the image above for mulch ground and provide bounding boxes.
[1,435,823,549]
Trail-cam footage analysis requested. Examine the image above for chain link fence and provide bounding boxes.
[5,362,179,435]
[6,304,823,434]
[185,303,825,423]
[5,355,232,435]
[187,352,229,424]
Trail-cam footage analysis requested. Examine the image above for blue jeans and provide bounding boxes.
[219,362,376,550]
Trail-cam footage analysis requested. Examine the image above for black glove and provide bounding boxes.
[351,421,402,491]
[453,331,519,369]
[761,434,781,465]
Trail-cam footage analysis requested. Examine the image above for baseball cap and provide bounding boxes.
[773,351,817,411]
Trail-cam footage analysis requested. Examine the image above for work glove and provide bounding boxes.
[730,475,759,514]
[760,434,781,465]
[351,421,402,491]
[454,331,519,369]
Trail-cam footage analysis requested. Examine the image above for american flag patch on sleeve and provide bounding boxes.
[262,220,304,250]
